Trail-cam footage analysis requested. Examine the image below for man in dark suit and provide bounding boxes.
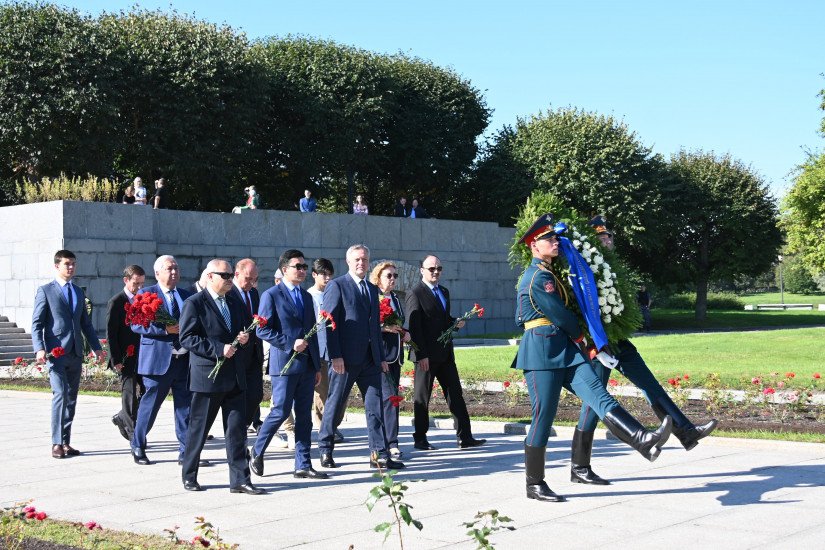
[130,255,193,466]
[178,259,264,494]
[406,255,485,450]
[394,196,410,217]
[107,265,146,441]
[409,198,429,219]
[32,250,104,459]
[250,249,327,479]
[318,244,404,470]
[230,258,264,432]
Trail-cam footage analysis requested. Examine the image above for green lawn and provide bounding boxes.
[737,292,825,306]
[455,327,825,388]
[650,308,825,330]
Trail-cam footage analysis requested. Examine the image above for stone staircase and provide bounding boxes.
[0,315,33,366]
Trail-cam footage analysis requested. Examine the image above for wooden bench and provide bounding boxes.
[743,304,814,311]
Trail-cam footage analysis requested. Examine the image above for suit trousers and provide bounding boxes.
[413,359,472,443]
[182,384,250,487]
[254,369,316,470]
[244,364,264,428]
[48,355,83,445]
[381,360,402,448]
[131,355,191,454]
[524,363,619,448]
[577,342,672,433]
[116,370,144,439]
[318,360,386,456]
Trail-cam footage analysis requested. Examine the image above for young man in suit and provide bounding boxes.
[107,264,146,441]
[250,249,328,479]
[130,255,193,466]
[230,258,264,432]
[32,250,104,459]
[318,244,404,470]
[406,255,485,451]
[178,259,263,494]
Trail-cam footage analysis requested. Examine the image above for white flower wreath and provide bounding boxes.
[570,228,626,324]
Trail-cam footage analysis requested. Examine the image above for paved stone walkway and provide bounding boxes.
[2,389,825,549]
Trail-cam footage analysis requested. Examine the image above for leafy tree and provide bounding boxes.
[663,150,781,319]
[782,153,825,272]
[779,254,819,295]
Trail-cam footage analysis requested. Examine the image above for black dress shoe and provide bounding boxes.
[458,438,487,449]
[294,467,329,479]
[230,483,265,495]
[250,449,264,476]
[527,482,565,502]
[51,445,65,459]
[132,448,152,465]
[112,415,129,440]
[178,459,211,467]
[320,452,338,468]
[183,480,203,492]
[370,456,406,470]
[413,440,436,451]
[333,429,345,443]
[62,444,81,456]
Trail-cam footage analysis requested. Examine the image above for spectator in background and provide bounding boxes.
[134,178,147,205]
[122,186,136,205]
[410,198,429,219]
[353,194,369,215]
[299,190,317,212]
[637,285,652,331]
[152,178,168,209]
[232,186,260,213]
[394,197,409,218]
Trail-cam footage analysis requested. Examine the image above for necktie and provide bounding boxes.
[66,284,74,313]
[217,297,232,331]
[359,279,369,305]
[244,291,253,316]
[168,290,180,319]
[292,287,303,313]
[433,286,445,310]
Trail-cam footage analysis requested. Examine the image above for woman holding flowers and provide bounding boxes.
[371,261,411,458]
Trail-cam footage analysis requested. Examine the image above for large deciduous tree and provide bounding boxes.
[783,153,825,274]
[663,150,781,319]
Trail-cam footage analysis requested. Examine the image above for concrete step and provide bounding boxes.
[0,345,32,354]
[0,327,25,334]
[0,322,18,328]
[0,332,30,340]
[0,339,31,347]
[0,316,8,322]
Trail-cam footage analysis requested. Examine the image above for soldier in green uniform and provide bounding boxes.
[514,213,673,502]
[568,216,717,486]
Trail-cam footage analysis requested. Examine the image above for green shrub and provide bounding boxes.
[16,173,118,203]
[780,256,819,295]
[657,292,744,311]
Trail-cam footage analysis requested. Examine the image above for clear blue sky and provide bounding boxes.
[59,0,825,197]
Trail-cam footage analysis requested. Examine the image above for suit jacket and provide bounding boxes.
[31,280,101,361]
[380,291,404,365]
[405,281,455,364]
[131,284,193,376]
[411,206,429,219]
[106,290,141,374]
[230,285,263,371]
[394,203,409,217]
[257,282,320,376]
[299,197,317,212]
[322,274,384,368]
[179,290,249,393]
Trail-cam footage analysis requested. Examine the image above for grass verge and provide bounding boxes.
[0,516,182,549]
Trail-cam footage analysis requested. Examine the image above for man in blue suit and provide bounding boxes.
[130,255,194,466]
[318,244,404,470]
[251,249,327,479]
[179,259,263,494]
[32,250,103,459]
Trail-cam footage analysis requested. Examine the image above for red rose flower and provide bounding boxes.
[763,387,775,395]
[23,506,35,513]
[814,373,821,379]
[83,521,102,530]
[682,374,689,380]
[99,339,107,344]
[751,377,761,385]
[25,511,36,519]
[785,372,796,379]
[503,381,511,388]
[126,345,136,358]
[35,511,47,521]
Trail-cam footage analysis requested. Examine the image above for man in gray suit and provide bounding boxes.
[318,244,403,470]
[32,250,103,459]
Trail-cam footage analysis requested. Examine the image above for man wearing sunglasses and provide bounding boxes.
[405,255,486,450]
[251,249,327,479]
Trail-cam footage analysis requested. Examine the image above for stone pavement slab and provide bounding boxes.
[1,389,825,549]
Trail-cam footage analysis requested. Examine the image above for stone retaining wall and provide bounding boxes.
[0,201,518,336]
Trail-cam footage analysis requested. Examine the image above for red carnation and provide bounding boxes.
[608,379,618,387]
[26,511,36,519]
[50,347,65,358]
[503,381,511,388]
[253,314,268,328]
[35,511,47,521]
[683,374,689,380]
[126,345,135,358]
[388,395,404,408]
[83,521,102,530]
[814,373,821,379]
[13,356,24,365]
[473,303,485,318]
[785,372,796,379]
[763,387,775,395]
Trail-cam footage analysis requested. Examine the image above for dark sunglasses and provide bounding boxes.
[384,273,399,279]
[424,266,443,273]
[288,263,309,271]
[211,272,233,280]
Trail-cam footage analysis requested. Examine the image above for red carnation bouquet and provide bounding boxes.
[124,292,178,328]
[280,310,335,375]
[208,314,268,380]
[378,296,419,351]
[437,303,485,345]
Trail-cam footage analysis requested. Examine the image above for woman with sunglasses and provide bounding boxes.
[370,261,410,458]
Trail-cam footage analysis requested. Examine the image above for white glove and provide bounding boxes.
[595,351,619,370]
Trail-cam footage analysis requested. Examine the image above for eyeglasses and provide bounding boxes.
[211,272,233,280]
[288,263,309,271]
[424,266,443,273]
[384,273,399,279]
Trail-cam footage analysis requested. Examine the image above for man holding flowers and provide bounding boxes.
[251,249,327,480]
[32,249,103,459]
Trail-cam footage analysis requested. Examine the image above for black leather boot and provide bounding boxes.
[570,428,610,485]
[651,394,717,451]
[525,444,565,502]
[602,407,672,462]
